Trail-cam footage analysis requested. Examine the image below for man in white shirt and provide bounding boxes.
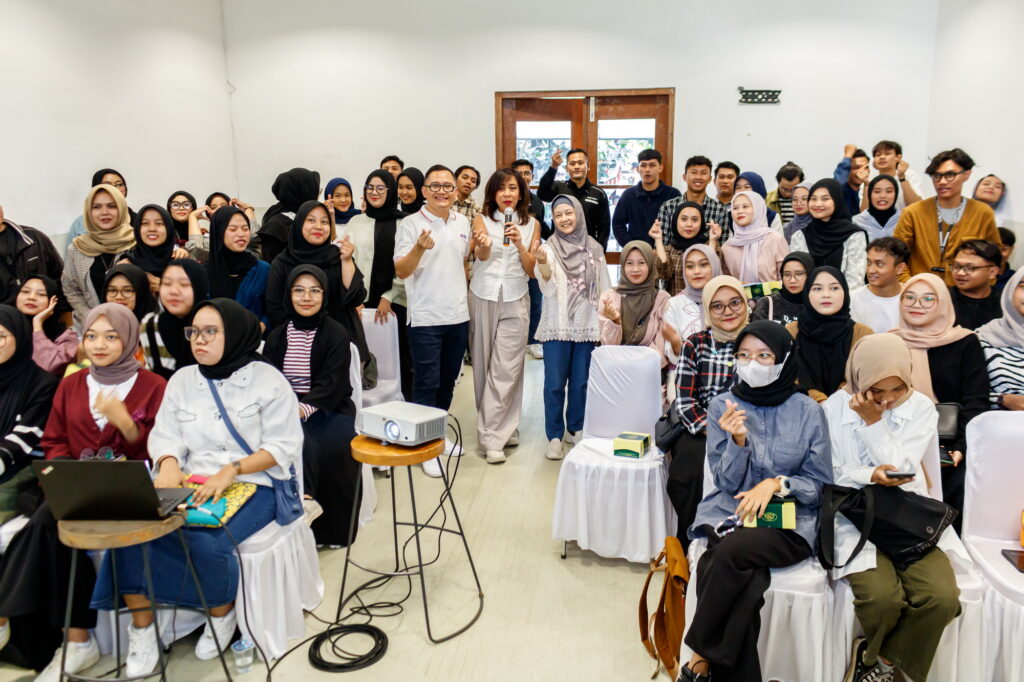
[863,140,924,211]
[850,237,909,332]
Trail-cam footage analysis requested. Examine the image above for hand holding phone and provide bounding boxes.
[885,471,915,480]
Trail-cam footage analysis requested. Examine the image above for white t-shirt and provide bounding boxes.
[849,286,901,333]
[469,213,534,302]
[394,208,471,327]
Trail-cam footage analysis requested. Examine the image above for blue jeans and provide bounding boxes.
[541,340,595,440]
[527,278,543,345]
[407,322,469,411]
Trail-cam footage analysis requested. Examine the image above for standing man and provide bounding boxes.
[865,140,923,211]
[894,148,1001,285]
[537,148,610,250]
[948,239,1003,330]
[712,161,740,234]
[452,165,482,224]
[766,162,804,228]
[380,155,405,179]
[834,145,871,217]
[656,155,729,246]
[611,149,681,247]
[0,204,64,305]
[512,158,548,359]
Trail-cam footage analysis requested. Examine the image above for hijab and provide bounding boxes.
[891,273,974,401]
[282,201,341,271]
[362,170,407,305]
[363,170,407,222]
[126,204,176,275]
[398,167,425,214]
[736,172,777,224]
[284,264,329,331]
[166,190,197,242]
[668,201,709,252]
[73,184,136,258]
[794,266,856,396]
[206,206,258,299]
[0,304,45,433]
[157,259,210,371]
[731,320,799,407]
[977,268,1024,347]
[104,264,158,322]
[19,276,66,341]
[779,251,815,305]
[205,192,231,208]
[548,195,604,322]
[844,333,915,408]
[867,175,899,228]
[701,275,749,343]
[324,178,362,225]
[193,298,263,380]
[261,168,321,240]
[91,168,125,191]
[801,178,865,269]
[616,241,659,345]
[784,182,813,242]
[83,303,141,386]
[681,244,722,304]
[724,190,772,283]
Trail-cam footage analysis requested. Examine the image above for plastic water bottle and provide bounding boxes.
[231,638,255,674]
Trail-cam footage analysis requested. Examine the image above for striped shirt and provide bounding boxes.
[673,329,737,434]
[778,196,794,226]
[981,340,1024,408]
[282,322,317,419]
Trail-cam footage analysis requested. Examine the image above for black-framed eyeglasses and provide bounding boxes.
[184,326,222,342]
[426,183,456,193]
[105,287,136,298]
[928,170,964,182]
[364,185,388,195]
[170,201,193,210]
[900,292,938,309]
[709,297,746,314]
[947,262,993,275]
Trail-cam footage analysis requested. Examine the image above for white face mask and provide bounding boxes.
[735,353,788,388]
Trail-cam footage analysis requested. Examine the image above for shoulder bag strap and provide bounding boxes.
[818,485,875,570]
[639,551,665,663]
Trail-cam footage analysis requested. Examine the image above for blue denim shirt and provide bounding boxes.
[689,390,833,550]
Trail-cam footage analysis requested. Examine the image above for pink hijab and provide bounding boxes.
[724,190,772,283]
[83,303,142,386]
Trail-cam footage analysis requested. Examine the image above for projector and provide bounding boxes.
[356,401,447,446]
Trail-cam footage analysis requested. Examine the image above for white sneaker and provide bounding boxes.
[126,623,160,677]
[35,636,99,682]
[528,344,543,359]
[485,450,506,464]
[422,457,444,478]
[195,609,237,661]
[444,437,464,458]
[0,620,9,650]
[505,430,520,447]
[562,431,580,447]
[545,438,565,461]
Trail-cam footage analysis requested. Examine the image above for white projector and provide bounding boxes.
[356,401,447,446]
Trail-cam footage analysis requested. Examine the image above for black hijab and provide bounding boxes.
[731,320,799,407]
[283,201,340,271]
[19,275,66,341]
[156,259,210,372]
[867,175,899,228]
[262,168,320,226]
[207,206,258,299]
[801,178,865,269]
[166,190,197,242]
[668,201,709,252]
[794,266,856,396]
[284,264,329,330]
[193,298,263,380]
[779,251,815,305]
[0,304,55,438]
[363,170,407,306]
[104,263,158,322]
[205,192,231,208]
[126,204,176,275]
[398,167,425,214]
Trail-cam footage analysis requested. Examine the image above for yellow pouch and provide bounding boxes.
[183,480,258,527]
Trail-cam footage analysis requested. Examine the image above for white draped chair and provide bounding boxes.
[964,412,1024,682]
[359,308,404,407]
[551,345,674,563]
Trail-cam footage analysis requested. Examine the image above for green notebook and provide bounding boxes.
[742,499,796,529]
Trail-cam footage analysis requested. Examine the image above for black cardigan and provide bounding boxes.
[263,317,356,417]
[927,334,990,454]
[0,364,58,483]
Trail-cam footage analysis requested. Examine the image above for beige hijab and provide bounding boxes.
[73,184,136,257]
[701,275,750,343]
[890,273,973,401]
[844,333,915,408]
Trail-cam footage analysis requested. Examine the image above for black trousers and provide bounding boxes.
[302,411,362,546]
[667,430,706,547]
[941,459,965,535]
[684,527,811,682]
[392,302,414,401]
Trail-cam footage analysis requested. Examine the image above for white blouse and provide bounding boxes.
[86,373,138,430]
[469,213,536,303]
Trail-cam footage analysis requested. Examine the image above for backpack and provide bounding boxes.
[639,536,690,679]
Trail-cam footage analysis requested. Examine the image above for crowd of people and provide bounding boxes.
[0,141,1016,682]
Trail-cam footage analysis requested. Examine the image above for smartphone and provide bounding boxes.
[885,471,915,480]
[1001,549,1024,573]
[938,445,954,466]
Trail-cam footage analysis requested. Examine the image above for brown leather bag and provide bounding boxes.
[639,536,690,679]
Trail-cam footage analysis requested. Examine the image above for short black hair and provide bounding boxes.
[852,149,870,161]
[925,148,976,175]
[424,164,455,182]
[872,140,903,157]
[867,237,910,265]
[954,238,1002,266]
[714,161,740,177]
[998,227,1016,247]
[637,149,662,164]
[380,155,404,170]
[454,165,480,185]
[566,148,588,160]
[776,162,804,183]
[685,155,713,171]
[511,158,534,172]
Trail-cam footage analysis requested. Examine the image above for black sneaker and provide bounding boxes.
[677,662,711,682]
[856,664,895,682]
[844,637,870,682]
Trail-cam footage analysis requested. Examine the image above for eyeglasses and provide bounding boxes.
[426,183,456,193]
[170,201,193,210]
[364,185,388,195]
[291,286,324,298]
[708,297,746,315]
[105,287,135,298]
[781,270,807,281]
[184,326,221,341]
[80,447,123,462]
[928,170,964,183]
[901,292,938,309]
[734,351,776,364]
[947,262,992,275]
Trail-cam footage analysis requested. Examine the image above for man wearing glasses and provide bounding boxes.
[894,148,1000,285]
[948,239,1003,330]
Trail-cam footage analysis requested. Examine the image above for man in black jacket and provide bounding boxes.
[537,148,610,250]
[0,205,64,305]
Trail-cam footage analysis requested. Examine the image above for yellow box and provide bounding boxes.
[613,432,651,458]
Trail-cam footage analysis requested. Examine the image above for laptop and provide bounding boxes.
[32,460,193,521]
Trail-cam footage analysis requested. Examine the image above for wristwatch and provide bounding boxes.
[776,476,791,497]
[898,176,907,182]
[996,394,1006,410]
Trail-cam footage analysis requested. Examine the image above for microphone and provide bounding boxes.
[503,208,513,246]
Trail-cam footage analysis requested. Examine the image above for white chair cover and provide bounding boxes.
[359,308,404,407]
[552,346,674,563]
[349,342,376,527]
[965,412,1024,681]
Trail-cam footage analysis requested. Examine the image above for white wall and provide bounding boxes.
[0,0,236,237]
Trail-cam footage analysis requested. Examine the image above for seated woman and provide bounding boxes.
[104,264,158,322]
[751,251,813,325]
[166,190,197,246]
[15,276,78,376]
[264,265,360,546]
[822,333,962,682]
[782,182,811,243]
[663,245,722,388]
[680,320,831,682]
[140,259,209,380]
[891,273,988,533]
[667,276,749,544]
[206,206,270,326]
[91,299,302,677]
[853,175,901,241]
[978,268,1024,409]
[599,240,676,368]
[257,168,320,262]
[650,202,721,296]
[0,303,164,678]
[790,179,868,291]
[721,191,788,284]
[787,266,873,402]
[117,204,189,293]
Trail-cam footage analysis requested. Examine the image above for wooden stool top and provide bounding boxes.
[351,435,445,467]
[58,515,184,550]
